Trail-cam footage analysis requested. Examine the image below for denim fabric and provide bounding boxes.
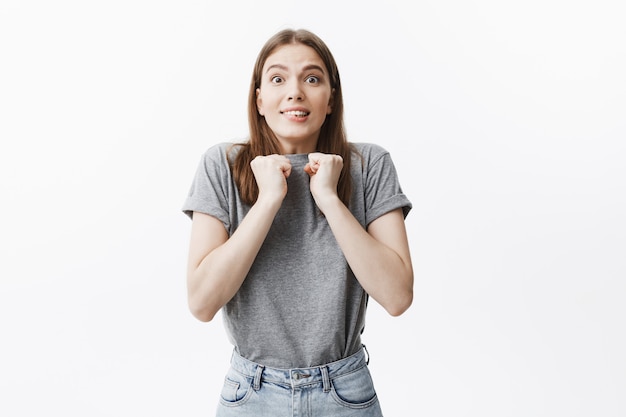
[215,347,384,417]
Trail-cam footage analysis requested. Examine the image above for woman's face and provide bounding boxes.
[256,43,333,154]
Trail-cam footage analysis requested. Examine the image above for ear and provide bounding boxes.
[327,88,335,115]
[256,88,264,116]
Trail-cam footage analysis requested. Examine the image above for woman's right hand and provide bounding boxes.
[187,154,292,322]
[250,154,292,204]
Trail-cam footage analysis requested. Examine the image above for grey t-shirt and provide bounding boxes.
[183,142,411,368]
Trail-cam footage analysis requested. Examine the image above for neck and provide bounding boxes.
[277,137,318,155]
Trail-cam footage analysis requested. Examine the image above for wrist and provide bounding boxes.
[255,193,284,213]
[313,193,342,215]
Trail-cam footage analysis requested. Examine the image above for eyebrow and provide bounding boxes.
[265,64,326,74]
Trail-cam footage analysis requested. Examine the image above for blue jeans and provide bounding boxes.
[215,346,384,417]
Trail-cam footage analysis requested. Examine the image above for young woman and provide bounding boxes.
[183,28,413,417]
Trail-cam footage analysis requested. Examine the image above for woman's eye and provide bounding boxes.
[271,76,283,84]
[305,76,319,84]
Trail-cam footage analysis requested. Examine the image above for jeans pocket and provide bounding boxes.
[330,365,379,409]
[219,368,253,406]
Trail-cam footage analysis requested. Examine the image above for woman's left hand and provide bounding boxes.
[304,152,343,211]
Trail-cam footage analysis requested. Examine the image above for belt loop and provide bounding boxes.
[253,364,264,391]
[362,344,370,365]
[320,366,331,393]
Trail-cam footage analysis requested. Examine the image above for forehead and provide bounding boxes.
[263,43,327,72]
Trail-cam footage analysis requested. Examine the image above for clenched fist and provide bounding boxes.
[251,154,292,205]
[304,152,343,211]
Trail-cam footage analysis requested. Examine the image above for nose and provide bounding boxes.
[287,81,304,101]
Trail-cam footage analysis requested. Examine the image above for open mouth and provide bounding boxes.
[281,110,310,118]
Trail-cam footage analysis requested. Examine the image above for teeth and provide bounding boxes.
[283,110,309,117]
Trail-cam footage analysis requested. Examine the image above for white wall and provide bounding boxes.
[1,0,624,416]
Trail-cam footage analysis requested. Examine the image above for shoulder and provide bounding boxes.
[200,141,246,165]
[349,142,392,166]
[202,142,236,159]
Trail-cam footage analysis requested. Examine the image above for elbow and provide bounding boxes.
[187,272,221,322]
[189,304,217,322]
[386,288,413,317]
[188,296,219,322]
[384,260,414,317]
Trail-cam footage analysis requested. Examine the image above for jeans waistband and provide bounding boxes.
[229,346,369,391]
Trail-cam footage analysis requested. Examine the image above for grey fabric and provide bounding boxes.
[183,142,411,368]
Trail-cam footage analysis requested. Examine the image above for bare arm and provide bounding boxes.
[186,155,291,322]
[305,153,413,316]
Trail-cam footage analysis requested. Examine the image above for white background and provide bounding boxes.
[1,0,625,416]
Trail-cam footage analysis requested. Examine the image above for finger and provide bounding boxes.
[272,157,291,178]
[305,162,318,174]
[264,155,291,172]
[307,152,324,165]
[303,163,315,176]
[307,153,324,174]
[281,162,292,178]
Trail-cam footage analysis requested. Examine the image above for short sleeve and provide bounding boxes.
[182,144,232,230]
[362,146,412,226]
